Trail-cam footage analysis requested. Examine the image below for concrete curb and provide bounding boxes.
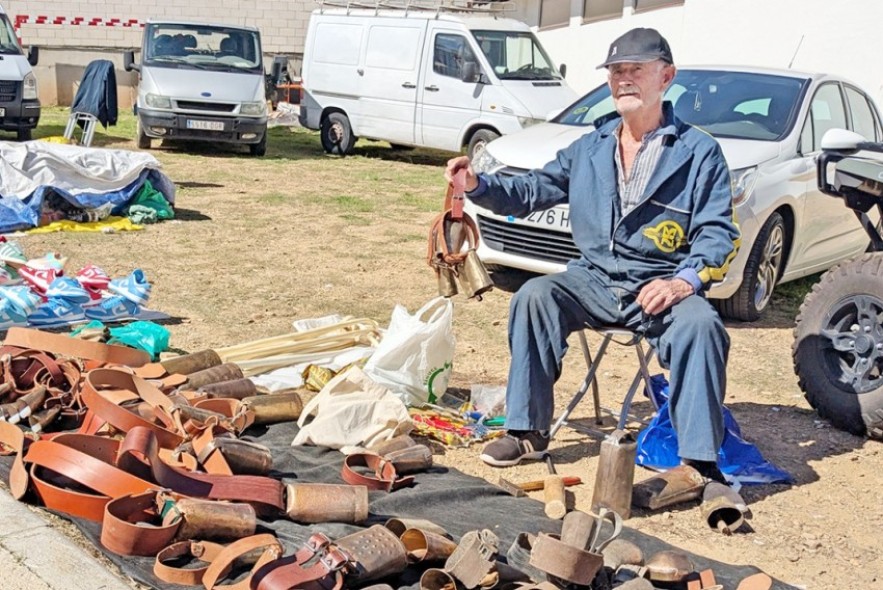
[0,488,136,590]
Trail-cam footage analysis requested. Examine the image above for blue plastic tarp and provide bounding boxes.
[636,374,794,485]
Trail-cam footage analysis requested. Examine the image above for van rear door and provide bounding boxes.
[418,24,484,151]
[357,19,426,145]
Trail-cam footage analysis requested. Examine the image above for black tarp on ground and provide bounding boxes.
[0,421,798,590]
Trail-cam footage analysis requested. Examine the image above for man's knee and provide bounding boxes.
[510,276,556,315]
[674,298,728,342]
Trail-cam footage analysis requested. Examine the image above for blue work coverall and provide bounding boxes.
[467,103,741,461]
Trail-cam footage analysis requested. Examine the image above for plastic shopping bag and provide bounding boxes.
[363,297,455,405]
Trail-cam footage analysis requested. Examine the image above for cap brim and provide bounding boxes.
[596,55,669,69]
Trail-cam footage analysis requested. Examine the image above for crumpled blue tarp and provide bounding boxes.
[636,374,794,485]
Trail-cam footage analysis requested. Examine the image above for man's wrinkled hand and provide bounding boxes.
[444,156,479,192]
[637,278,694,316]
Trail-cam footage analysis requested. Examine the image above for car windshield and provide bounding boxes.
[143,23,262,73]
[471,30,562,81]
[0,14,24,55]
[555,69,809,141]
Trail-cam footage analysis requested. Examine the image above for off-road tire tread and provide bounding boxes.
[792,253,883,438]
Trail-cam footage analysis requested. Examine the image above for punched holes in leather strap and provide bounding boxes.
[154,540,226,586]
[341,452,414,491]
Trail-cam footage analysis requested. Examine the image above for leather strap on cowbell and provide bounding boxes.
[427,171,482,273]
[341,452,415,491]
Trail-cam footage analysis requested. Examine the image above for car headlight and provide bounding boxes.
[241,101,266,116]
[145,93,172,109]
[471,147,503,174]
[731,166,758,206]
[22,72,37,100]
[517,116,543,129]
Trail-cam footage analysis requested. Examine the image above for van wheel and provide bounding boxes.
[467,129,499,160]
[321,112,356,155]
[136,121,151,149]
[17,129,31,141]
[714,212,786,322]
[249,133,268,157]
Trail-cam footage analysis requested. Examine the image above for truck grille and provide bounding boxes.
[0,80,18,103]
[477,214,579,265]
[175,100,236,113]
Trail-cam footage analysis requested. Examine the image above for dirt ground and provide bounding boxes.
[10,114,883,589]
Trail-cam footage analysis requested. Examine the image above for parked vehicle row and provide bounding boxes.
[465,66,883,321]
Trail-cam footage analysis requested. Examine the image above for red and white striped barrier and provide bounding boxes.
[13,15,146,29]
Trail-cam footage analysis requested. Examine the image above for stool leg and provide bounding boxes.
[636,343,657,409]
[615,341,657,430]
[550,333,611,439]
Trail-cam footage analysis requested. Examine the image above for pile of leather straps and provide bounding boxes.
[0,326,437,589]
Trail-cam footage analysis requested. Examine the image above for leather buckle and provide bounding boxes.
[321,547,351,572]
[307,532,332,554]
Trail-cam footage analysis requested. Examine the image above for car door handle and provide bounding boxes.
[425,85,439,92]
[402,82,416,89]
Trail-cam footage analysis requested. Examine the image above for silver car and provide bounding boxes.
[466,65,881,320]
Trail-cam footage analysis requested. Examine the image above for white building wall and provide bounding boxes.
[520,0,883,107]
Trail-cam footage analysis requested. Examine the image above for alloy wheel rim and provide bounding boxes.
[820,294,883,394]
[753,223,784,311]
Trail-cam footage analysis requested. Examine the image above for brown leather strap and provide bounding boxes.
[341,453,414,492]
[154,540,225,586]
[117,427,286,513]
[80,368,184,449]
[202,534,284,590]
[4,327,150,367]
[0,421,32,499]
[24,434,155,522]
[101,490,181,556]
[254,533,346,590]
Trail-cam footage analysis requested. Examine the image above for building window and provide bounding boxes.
[583,0,624,23]
[634,0,684,12]
[539,0,571,30]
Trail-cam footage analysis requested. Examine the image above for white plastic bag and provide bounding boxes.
[363,297,455,405]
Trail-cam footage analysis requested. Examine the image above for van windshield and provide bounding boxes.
[471,30,562,81]
[143,23,262,73]
[0,14,24,55]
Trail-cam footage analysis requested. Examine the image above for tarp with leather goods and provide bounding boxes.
[0,141,175,233]
[0,419,798,590]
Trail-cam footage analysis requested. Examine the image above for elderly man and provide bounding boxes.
[444,28,740,484]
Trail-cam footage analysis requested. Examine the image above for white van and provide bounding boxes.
[124,20,268,156]
[299,0,577,158]
[0,4,40,141]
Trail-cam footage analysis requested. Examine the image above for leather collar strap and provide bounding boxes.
[154,540,225,586]
[24,434,155,522]
[4,327,150,367]
[254,533,347,590]
[0,421,32,499]
[528,533,604,586]
[117,426,285,514]
[202,534,284,590]
[101,490,181,556]
[341,453,414,492]
[80,368,184,449]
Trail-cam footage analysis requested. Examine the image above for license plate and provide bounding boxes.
[0,107,5,117]
[186,119,224,131]
[511,206,571,231]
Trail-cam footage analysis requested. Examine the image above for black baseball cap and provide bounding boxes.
[597,27,673,69]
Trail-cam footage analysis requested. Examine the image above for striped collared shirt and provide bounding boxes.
[613,124,665,216]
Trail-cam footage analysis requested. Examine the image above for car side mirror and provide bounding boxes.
[559,63,567,79]
[123,50,140,72]
[26,46,39,66]
[820,128,866,152]
[462,61,480,83]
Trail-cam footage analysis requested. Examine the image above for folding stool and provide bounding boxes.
[549,326,659,439]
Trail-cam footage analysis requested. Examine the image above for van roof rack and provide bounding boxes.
[315,0,516,17]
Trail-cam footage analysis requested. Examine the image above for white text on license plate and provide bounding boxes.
[186,119,224,131]
[520,208,570,230]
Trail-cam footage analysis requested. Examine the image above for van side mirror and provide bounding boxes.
[26,46,39,67]
[559,63,567,79]
[461,61,480,84]
[124,50,140,72]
